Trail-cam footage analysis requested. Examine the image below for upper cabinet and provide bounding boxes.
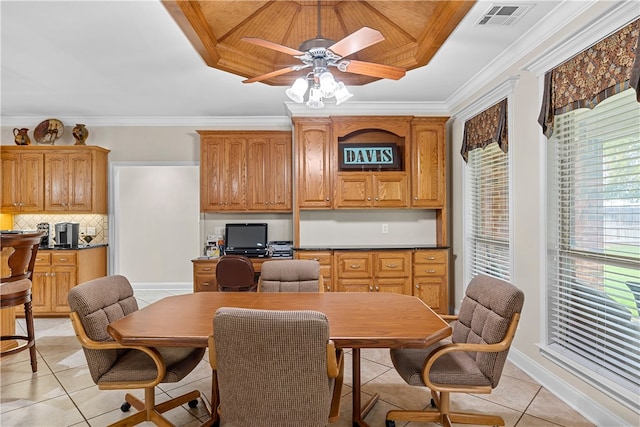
[293,118,333,209]
[411,118,447,208]
[199,131,292,212]
[1,146,109,214]
[1,150,44,212]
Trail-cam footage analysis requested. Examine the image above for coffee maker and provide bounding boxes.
[55,222,80,248]
[36,222,50,247]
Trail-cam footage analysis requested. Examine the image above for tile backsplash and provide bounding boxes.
[13,214,108,246]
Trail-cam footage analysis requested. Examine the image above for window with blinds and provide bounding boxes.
[465,142,510,281]
[546,88,640,401]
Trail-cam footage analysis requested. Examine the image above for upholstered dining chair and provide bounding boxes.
[257,259,324,292]
[68,275,208,427]
[215,255,257,292]
[385,274,525,427]
[209,307,343,426]
[1,231,45,372]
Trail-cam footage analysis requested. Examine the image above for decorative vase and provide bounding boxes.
[72,124,89,145]
[13,128,31,145]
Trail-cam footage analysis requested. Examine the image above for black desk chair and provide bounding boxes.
[215,255,257,292]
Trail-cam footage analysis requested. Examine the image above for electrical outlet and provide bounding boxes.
[79,227,87,235]
[86,227,96,236]
[382,223,389,234]
[215,227,224,235]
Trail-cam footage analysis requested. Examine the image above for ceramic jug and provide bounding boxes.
[13,128,31,145]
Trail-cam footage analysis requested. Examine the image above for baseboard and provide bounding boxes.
[130,282,193,292]
[508,348,628,426]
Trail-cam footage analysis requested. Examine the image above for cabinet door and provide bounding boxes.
[30,267,52,313]
[373,173,408,207]
[222,138,247,210]
[335,174,371,207]
[338,278,373,293]
[375,278,412,295]
[44,152,69,211]
[296,251,332,291]
[414,277,447,312]
[295,120,333,208]
[67,151,92,211]
[51,265,77,313]
[193,262,217,292]
[1,152,44,212]
[200,138,225,210]
[411,120,446,207]
[1,152,20,212]
[247,138,269,210]
[269,137,292,211]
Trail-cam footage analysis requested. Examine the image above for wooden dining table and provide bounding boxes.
[107,291,451,427]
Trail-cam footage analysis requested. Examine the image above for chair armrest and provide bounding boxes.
[69,311,167,387]
[440,314,458,323]
[422,313,521,392]
[208,335,217,369]
[326,340,342,378]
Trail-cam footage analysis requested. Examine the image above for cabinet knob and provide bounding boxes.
[368,286,373,291]
[367,197,371,201]
[350,264,360,269]
[375,286,380,291]
[202,282,211,286]
[51,273,56,277]
[13,202,18,207]
[312,258,319,261]
[59,258,68,261]
[426,269,436,273]
[374,197,379,201]
[386,264,398,268]
[219,202,223,205]
[415,284,420,289]
[428,256,436,260]
[325,197,330,201]
[203,267,212,271]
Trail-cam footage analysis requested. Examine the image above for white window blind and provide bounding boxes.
[465,142,510,281]
[547,88,640,399]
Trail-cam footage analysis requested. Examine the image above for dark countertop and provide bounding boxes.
[294,245,449,251]
[39,244,108,251]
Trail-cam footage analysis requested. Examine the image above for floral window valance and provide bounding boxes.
[460,98,508,163]
[538,19,640,138]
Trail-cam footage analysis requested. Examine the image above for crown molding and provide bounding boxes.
[451,76,520,121]
[284,101,450,118]
[445,0,597,113]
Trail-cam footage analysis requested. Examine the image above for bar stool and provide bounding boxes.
[1,231,45,372]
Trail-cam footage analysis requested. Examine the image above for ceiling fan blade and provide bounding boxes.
[242,66,299,84]
[241,37,303,56]
[340,60,406,80]
[328,27,385,58]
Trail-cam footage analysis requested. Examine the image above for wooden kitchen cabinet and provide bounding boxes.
[335,251,411,295]
[293,118,333,208]
[411,118,447,208]
[413,249,449,314]
[334,172,408,208]
[247,135,292,211]
[295,251,333,292]
[199,131,292,212]
[1,146,109,214]
[200,134,247,211]
[27,246,107,316]
[0,150,44,212]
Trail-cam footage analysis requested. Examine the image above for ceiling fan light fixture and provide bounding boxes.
[306,87,325,109]
[334,82,353,106]
[286,77,308,103]
[319,71,338,98]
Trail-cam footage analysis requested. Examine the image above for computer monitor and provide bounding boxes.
[224,223,268,257]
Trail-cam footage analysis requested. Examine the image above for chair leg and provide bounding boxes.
[112,388,207,427]
[24,300,37,372]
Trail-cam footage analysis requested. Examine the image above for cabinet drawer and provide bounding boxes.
[52,252,77,265]
[34,252,51,266]
[413,264,446,277]
[335,253,372,278]
[194,263,217,275]
[374,252,411,277]
[414,250,447,264]
[296,251,332,265]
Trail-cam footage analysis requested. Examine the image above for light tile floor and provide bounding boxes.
[1,290,596,427]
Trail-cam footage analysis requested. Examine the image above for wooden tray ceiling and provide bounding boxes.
[162,1,475,86]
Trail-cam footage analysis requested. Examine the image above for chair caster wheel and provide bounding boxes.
[385,421,396,427]
[188,399,199,408]
[121,402,131,412]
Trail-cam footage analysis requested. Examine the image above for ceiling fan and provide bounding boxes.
[240,2,406,85]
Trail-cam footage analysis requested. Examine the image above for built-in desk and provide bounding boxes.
[191,257,292,292]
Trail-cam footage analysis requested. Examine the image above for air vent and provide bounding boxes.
[477,4,532,26]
